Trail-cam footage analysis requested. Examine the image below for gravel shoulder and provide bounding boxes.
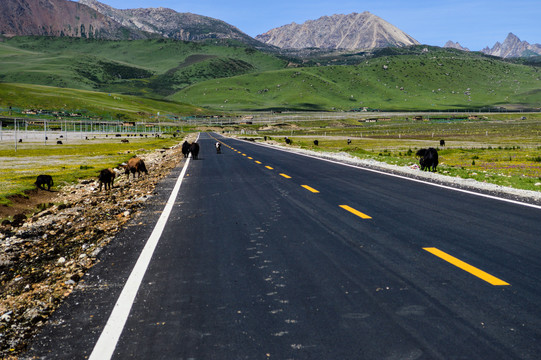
[0,136,193,358]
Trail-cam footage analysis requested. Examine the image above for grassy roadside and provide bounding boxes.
[269,137,541,191]
[234,115,541,192]
[0,136,186,207]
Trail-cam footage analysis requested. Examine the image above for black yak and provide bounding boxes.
[190,142,200,160]
[182,141,190,158]
[99,168,115,191]
[416,148,439,172]
[35,175,53,190]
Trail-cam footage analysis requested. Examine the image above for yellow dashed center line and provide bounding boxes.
[279,173,292,179]
[265,166,274,170]
[255,161,262,164]
[301,185,320,193]
[423,247,509,286]
[248,157,253,160]
[339,205,372,219]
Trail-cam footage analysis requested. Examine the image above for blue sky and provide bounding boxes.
[98,0,540,51]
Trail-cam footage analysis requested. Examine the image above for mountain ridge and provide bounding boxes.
[445,33,541,58]
[0,0,150,39]
[482,33,541,58]
[255,12,419,50]
[78,0,265,47]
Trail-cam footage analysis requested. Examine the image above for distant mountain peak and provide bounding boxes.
[444,41,470,52]
[255,12,419,50]
[481,32,541,58]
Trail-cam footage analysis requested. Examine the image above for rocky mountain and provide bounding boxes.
[481,33,541,58]
[444,41,470,52]
[0,0,149,39]
[255,12,419,50]
[78,0,264,47]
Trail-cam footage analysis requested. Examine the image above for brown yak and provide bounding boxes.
[125,157,148,179]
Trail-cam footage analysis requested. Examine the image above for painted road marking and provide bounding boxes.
[89,139,195,360]
[242,139,541,211]
[255,161,262,164]
[248,157,253,160]
[265,166,274,170]
[301,185,320,193]
[242,153,247,156]
[280,173,292,179]
[423,247,509,286]
[339,205,372,219]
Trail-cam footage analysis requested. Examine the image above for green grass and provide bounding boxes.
[0,83,209,120]
[2,38,540,112]
[0,136,185,206]
[244,115,541,191]
[172,50,541,111]
[0,37,287,97]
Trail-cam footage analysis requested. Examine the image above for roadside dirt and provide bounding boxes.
[0,136,195,358]
[0,190,58,220]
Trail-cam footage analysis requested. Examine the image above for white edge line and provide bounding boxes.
[89,138,196,360]
[230,136,541,211]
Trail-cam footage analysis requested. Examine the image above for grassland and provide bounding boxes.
[172,47,541,111]
[0,83,210,121]
[1,38,540,113]
[0,136,185,207]
[241,114,541,191]
[0,37,287,98]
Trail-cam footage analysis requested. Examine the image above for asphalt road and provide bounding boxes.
[26,132,541,359]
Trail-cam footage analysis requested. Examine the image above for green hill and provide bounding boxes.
[0,36,287,97]
[0,83,209,120]
[171,47,541,111]
[0,37,540,112]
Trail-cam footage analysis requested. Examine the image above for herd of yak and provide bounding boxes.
[34,140,203,193]
[34,138,441,193]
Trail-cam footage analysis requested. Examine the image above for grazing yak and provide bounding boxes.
[125,157,148,179]
[99,168,115,191]
[313,140,319,146]
[416,148,439,172]
[35,175,53,190]
[440,139,445,146]
[182,141,190,158]
[190,142,200,160]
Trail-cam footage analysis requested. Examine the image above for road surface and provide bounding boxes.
[26,132,541,359]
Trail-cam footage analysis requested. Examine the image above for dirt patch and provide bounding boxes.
[0,190,59,220]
